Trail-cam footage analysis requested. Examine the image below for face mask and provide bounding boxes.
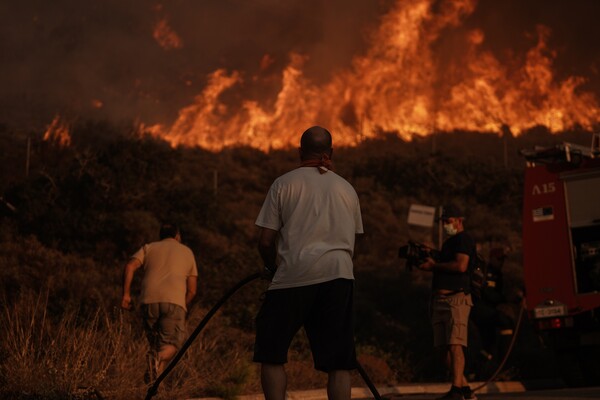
[444,223,458,236]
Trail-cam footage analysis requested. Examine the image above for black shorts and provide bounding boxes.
[253,278,357,372]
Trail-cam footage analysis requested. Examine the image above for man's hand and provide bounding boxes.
[258,228,278,278]
[121,258,141,311]
[121,294,133,310]
[418,257,436,271]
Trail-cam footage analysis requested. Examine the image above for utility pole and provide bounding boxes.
[213,169,218,197]
[25,136,31,177]
[503,133,508,169]
[437,205,443,249]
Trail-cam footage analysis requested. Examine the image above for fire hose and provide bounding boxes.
[145,273,383,400]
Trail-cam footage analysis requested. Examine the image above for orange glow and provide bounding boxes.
[153,17,183,50]
[143,0,599,151]
[91,99,104,108]
[43,115,72,147]
[260,54,275,71]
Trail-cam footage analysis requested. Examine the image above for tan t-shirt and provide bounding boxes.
[256,167,363,290]
[132,238,198,311]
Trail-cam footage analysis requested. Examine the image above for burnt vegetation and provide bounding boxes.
[0,121,593,398]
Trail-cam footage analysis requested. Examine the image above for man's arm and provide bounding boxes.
[419,253,470,273]
[258,227,278,272]
[121,258,142,310]
[185,275,198,307]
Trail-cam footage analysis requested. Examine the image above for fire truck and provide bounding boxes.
[520,134,600,385]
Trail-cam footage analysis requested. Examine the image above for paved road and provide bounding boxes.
[219,384,599,400]
[395,387,600,399]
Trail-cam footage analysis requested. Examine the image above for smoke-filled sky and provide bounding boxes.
[1,0,599,135]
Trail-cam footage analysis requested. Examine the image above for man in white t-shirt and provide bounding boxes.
[254,126,363,400]
[121,222,198,383]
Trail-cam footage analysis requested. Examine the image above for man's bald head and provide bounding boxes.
[300,126,333,160]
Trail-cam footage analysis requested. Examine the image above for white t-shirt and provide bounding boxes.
[132,238,198,310]
[256,167,363,290]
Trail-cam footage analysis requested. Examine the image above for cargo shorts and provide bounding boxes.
[142,302,187,351]
[431,292,473,347]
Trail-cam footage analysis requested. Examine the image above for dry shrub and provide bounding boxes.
[356,344,414,385]
[281,356,324,391]
[0,289,263,400]
[125,306,261,400]
[0,290,128,399]
[183,307,258,398]
[357,353,395,385]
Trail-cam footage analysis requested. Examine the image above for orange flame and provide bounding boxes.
[43,115,72,147]
[144,0,599,151]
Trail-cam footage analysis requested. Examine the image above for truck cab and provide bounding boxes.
[520,135,600,385]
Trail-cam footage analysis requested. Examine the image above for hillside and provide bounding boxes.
[0,121,594,399]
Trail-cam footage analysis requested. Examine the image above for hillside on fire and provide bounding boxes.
[0,121,595,399]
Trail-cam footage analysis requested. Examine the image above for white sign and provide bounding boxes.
[408,204,436,227]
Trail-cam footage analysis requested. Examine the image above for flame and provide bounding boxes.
[43,115,72,147]
[144,0,599,151]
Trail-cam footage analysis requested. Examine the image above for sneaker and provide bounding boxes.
[436,386,464,400]
[462,386,477,400]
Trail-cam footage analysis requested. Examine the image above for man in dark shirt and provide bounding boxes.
[419,205,477,400]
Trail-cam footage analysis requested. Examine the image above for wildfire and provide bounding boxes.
[43,115,71,147]
[143,0,598,151]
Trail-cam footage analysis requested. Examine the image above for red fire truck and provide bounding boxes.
[520,135,600,385]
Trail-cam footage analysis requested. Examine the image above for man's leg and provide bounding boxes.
[261,363,287,400]
[448,344,468,387]
[327,370,351,400]
[156,343,178,375]
[143,304,161,383]
[154,303,187,376]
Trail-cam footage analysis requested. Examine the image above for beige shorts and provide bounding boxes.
[142,302,187,350]
[431,292,473,347]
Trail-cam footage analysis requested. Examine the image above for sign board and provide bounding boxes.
[408,204,436,227]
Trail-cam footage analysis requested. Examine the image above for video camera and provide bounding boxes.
[398,241,439,271]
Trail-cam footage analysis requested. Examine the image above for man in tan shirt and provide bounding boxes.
[121,222,198,382]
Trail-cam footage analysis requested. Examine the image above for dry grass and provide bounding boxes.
[0,237,357,399]
[0,289,268,400]
[1,290,127,399]
[0,288,396,399]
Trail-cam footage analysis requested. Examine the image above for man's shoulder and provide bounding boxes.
[277,167,311,179]
[273,168,357,193]
[451,232,476,253]
[172,240,195,254]
[269,168,300,186]
[458,231,475,244]
[443,231,474,247]
[150,239,194,253]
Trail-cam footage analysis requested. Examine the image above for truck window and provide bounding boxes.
[565,173,600,294]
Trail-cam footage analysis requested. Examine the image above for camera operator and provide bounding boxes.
[418,205,477,400]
